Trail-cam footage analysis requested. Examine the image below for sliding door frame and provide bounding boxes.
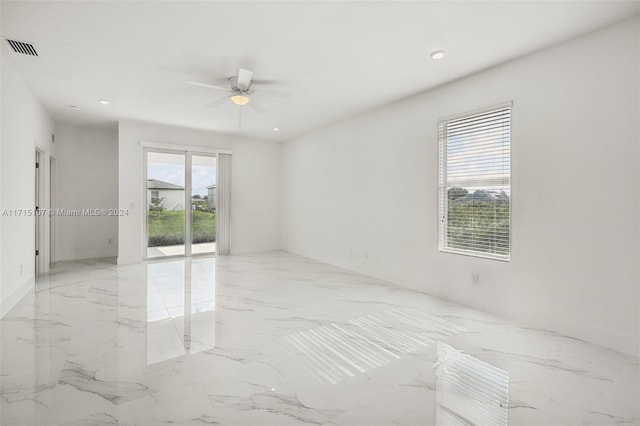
[186,150,218,258]
[143,147,186,260]
[142,142,231,260]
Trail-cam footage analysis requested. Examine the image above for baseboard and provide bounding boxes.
[0,276,34,318]
[282,248,640,359]
[57,250,118,262]
[546,315,640,358]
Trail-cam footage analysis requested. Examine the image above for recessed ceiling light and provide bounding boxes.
[97,99,110,105]
[70,105,80,110]
[273,127,280,131]
[430,50,445,60]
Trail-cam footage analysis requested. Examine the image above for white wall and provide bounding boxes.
[0,59,55,316]
[282,19,640,356]
[54,124,118,261]
[118,120,281,264]
[1,53,3,315]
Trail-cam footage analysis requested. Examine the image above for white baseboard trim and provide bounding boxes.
[283,248,640,359]
[0,276,34,318]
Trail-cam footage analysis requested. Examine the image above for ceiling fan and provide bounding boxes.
[186,68,291,114]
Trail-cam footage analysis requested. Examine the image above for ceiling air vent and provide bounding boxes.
[5,39,38,56]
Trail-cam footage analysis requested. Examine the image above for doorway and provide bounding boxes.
[35,150,41,274]
[34,148,52,274]
[144,149,217,259]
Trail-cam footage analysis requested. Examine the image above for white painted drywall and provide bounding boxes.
[282,19,640,356]
[54,124,118,261]
[0,60,55,317]
[118,120,281,264]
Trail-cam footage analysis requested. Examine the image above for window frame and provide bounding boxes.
[438,102,512,262]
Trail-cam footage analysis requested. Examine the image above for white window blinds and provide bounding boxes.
[438,104,511,260]
[216,153,231,256]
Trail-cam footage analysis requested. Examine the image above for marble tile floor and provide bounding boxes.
[0,252,638,425]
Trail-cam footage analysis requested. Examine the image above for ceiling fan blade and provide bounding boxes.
[186,81,229,91]
[206,96,230,108]
[250,78,282,86]
[248,99,265,114]
[237,68,253,90]
[256,89,292,98]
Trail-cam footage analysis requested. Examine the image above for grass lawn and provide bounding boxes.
[147,210,216,247]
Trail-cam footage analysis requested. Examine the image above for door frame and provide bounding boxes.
[35,148,52,275]
[142,147,219,260]
[35,150,40,275]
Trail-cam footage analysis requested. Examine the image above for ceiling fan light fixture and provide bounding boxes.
[430,50,445,60]
[230,94,250,106]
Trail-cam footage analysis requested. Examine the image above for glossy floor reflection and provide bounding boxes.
[0,252,638,425]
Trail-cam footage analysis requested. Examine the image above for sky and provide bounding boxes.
[148,162,216,196]
[444,114,510,189]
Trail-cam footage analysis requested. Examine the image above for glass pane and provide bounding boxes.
[191,155,216,255]
[446,185,510,256]
[146,151,186,258]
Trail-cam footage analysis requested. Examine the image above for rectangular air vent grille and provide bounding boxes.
[5,39,38,56]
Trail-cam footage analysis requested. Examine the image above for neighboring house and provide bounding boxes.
[207,184,217,211]
[454,190,509,204]
[147,179,185,210]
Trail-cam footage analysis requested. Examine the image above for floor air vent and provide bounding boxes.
[5,39,38,56]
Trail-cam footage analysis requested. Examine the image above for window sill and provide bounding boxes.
[439,247,510,262]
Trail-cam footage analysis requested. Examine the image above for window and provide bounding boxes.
[151,190,159,203]
[438,104,511,260]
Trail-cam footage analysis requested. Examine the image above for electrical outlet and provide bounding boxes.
[20,264,23,275]
[472,273,480,285]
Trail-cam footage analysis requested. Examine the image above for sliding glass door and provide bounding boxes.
[190,155,217,255]
[145,149,216,259]
[146,151,186,258]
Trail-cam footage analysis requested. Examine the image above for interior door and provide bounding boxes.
[35,150,40,274]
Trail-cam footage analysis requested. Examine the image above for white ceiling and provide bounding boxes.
[2,1,638,141]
